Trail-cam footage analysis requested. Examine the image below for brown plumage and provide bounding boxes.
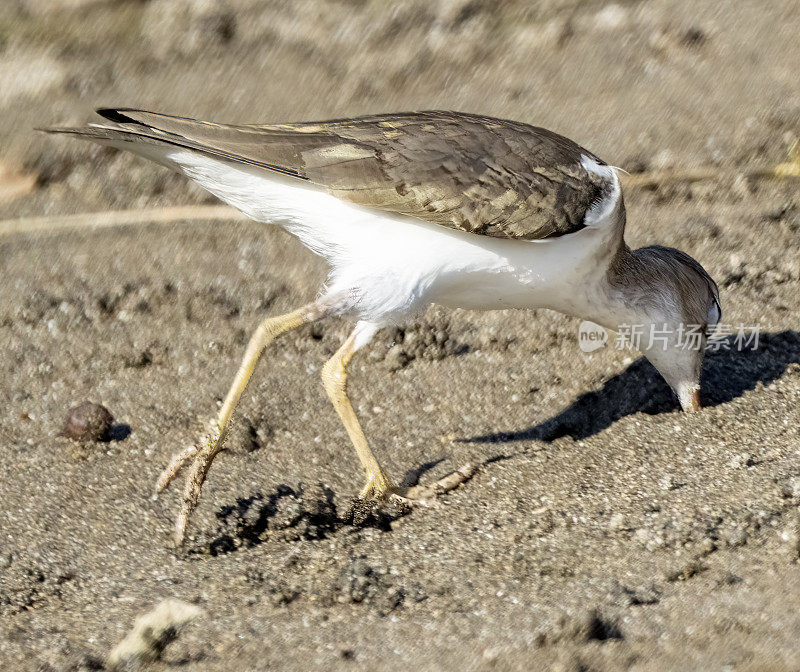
[47,109,608,240]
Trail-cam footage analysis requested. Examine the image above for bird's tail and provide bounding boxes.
[38,108,304,178]
[39,109,203,171]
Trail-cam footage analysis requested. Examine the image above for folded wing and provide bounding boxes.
[46,109,611,240]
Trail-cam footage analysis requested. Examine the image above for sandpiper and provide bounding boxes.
[44,109,720,544]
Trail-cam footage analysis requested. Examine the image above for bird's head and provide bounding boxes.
[608,245,720,412]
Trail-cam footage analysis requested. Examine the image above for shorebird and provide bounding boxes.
[44,109,720,544]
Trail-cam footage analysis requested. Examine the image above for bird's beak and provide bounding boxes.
[678,384,702,412]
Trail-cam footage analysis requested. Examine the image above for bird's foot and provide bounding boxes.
[358,470,397,500]
[154,418,220,494]
[358,463,477,506]
[154,418,226,546]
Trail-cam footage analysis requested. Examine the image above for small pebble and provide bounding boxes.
[62,402,114,442]
[779,522,800,559]
[781,476,800,500]
[732,174,754,198]
[593,4,628,31]
[763,204,791,221]
[634,527,665,550]
[624,582,660,605]
[696,537,717,557]
[664,559,705,582]
[717,571,742,586]
[725,526,748,548]
[728,453,754,469]
[384,344,409,371]
[658,475,678,491]
[608,513,627,531]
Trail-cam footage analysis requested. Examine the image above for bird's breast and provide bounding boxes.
[430,227,613,314]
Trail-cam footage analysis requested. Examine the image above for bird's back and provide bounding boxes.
[44,109,616,241]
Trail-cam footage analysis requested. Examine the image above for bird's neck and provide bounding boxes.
[592,242,669,331]
[533,218,632,325]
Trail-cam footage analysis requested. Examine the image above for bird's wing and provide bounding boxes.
[45,109,613,240]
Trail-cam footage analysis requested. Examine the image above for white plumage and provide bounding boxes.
[165,148,625,345]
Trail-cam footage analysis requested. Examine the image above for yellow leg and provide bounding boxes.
[156,302,324,545]
[321,324,397,498]
[321,321,478,503]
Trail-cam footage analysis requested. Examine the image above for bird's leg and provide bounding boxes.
[321,323,397,498]
[322,322,477,502]
[156,302,325,545]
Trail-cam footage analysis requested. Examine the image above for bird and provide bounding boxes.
[43,109,721,545]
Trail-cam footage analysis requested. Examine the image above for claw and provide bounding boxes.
[154,419,222,495]
[153,419,227,546]
[404,463,477,501]
[359,463,477,506]
[154,444,199,494]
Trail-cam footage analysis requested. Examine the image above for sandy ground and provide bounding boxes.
[1,1,800,670]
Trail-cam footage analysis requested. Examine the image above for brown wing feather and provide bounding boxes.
[87,109,609,240]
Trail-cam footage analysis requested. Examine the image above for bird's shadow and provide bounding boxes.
[400,458,445,487]
[464,330,800,444]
